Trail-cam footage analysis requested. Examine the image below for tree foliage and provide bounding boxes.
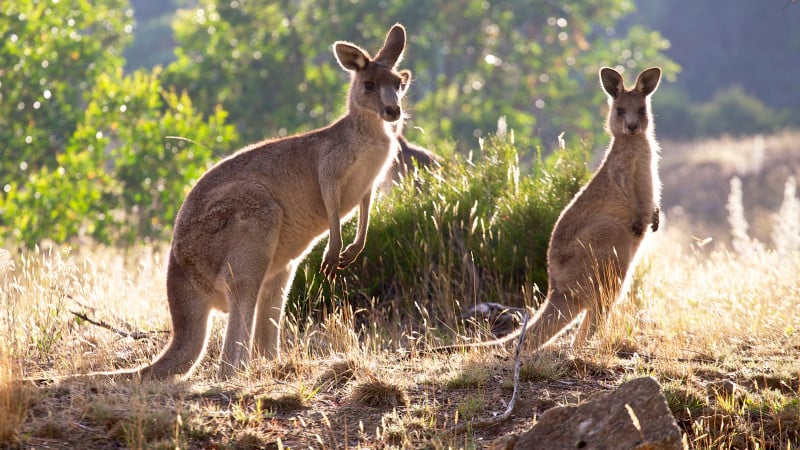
[165,0,678,149]
[1,68,238,245]
[1,0,678,247]
[0,0,133,185]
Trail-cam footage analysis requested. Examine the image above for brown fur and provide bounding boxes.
[381,134,439,190]
[380,117,439,190]
[132,24,412,379]
[433,66,662,353]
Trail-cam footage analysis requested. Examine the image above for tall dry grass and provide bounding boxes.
[1,245,171,379]
[1,133,799,448]
[599,172,800,362]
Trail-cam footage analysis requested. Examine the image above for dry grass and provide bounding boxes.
[4,134,800,448]
[661,129,800,241]
[2,235,799,448]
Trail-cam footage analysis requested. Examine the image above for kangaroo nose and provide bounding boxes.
[384,105,401,121]
[627,122,638,133]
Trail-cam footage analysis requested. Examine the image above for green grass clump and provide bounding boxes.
[289,134,590,333]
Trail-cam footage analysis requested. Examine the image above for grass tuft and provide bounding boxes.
[347,373,409,409]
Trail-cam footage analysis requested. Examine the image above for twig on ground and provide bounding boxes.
[446,310,530,436]
[70,310,168,340]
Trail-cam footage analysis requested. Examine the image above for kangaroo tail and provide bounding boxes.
[424,290,584,354]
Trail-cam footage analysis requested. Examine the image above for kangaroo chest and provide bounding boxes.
[339,139,396,206]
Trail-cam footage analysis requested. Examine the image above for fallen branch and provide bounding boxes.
[70,310,168,340]
[446,310,530,436]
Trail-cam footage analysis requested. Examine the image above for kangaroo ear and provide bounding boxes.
[635,67,662,97]
[600,67,624,99]
[374,23,406,67]
[399,69,412,93]
[334,42,370,72]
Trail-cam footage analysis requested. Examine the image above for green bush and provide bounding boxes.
[0,0,132,185]
[693,86,788,137]
[288,134,590,325]
[0,68,239,246]
[656,85,790,139]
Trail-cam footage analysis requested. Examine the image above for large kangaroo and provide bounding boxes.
[435,66,662,353]
[137,24,412,379]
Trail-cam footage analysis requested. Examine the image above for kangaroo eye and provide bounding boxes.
[638,107,646,116]
[364,82,376,92]
[616,107,625,116]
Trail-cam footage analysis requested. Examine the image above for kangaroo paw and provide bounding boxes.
[650,208,660,232]
[337,244,362,269]
[320,252,339,281]
[631,220,644,237]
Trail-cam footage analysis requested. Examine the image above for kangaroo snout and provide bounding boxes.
[383,105,401,121]
[626,121,639,133]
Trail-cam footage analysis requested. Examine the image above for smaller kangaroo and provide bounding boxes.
[128,24,412,379]
[381,120,439,190]
[433,66,662,354]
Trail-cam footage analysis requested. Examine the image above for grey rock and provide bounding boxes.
[512,376,686,450]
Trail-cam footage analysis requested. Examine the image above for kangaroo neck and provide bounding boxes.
[343,105,394,139]
[607,132,651,155]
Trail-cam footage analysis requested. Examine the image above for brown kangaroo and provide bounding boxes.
[433,66,662,354]
[134,24,412,379]
[382,120,439,190]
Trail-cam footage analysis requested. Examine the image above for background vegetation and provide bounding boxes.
[622,0,800,138]
[1,0,676,247]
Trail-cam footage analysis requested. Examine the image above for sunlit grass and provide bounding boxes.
[2,133,800,448]
[4,223,799,448]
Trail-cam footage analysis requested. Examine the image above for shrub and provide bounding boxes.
[288,133,590,327]
[656,85,790,139]
[0,68,239,246]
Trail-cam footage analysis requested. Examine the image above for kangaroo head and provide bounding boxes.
[334,24,412,123]
[600,67,661,137]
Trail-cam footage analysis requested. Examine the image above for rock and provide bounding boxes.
[489,434,518,450]
[459,302,527,338]
[513,376,686,450]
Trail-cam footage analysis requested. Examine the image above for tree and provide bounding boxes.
[0,0,133,185]
[0,68,239,245]
[164,0,348,144]
[164,0,678,151]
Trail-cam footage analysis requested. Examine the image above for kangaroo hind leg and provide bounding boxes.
[573,248,629,347]
[523,289,586,351]
[217,207,283,379]
[252,264,297,361]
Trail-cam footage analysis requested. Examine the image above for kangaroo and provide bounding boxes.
[381,120,439,191]
[129,24,412,379]
[432,66,662,354]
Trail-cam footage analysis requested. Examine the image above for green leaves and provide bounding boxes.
[0,0,675,248]
[0,0,133,185]
[2,67,239,246]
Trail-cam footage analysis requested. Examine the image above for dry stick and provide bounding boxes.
[70,310,168,340]
[446,310,530,436]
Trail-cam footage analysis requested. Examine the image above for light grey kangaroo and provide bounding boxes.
[134,24,412,379]
[433,66,662,354]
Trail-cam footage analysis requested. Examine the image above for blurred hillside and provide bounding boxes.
[622,0,800,138]
[660,131,800,245]
[124,0,189,71]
